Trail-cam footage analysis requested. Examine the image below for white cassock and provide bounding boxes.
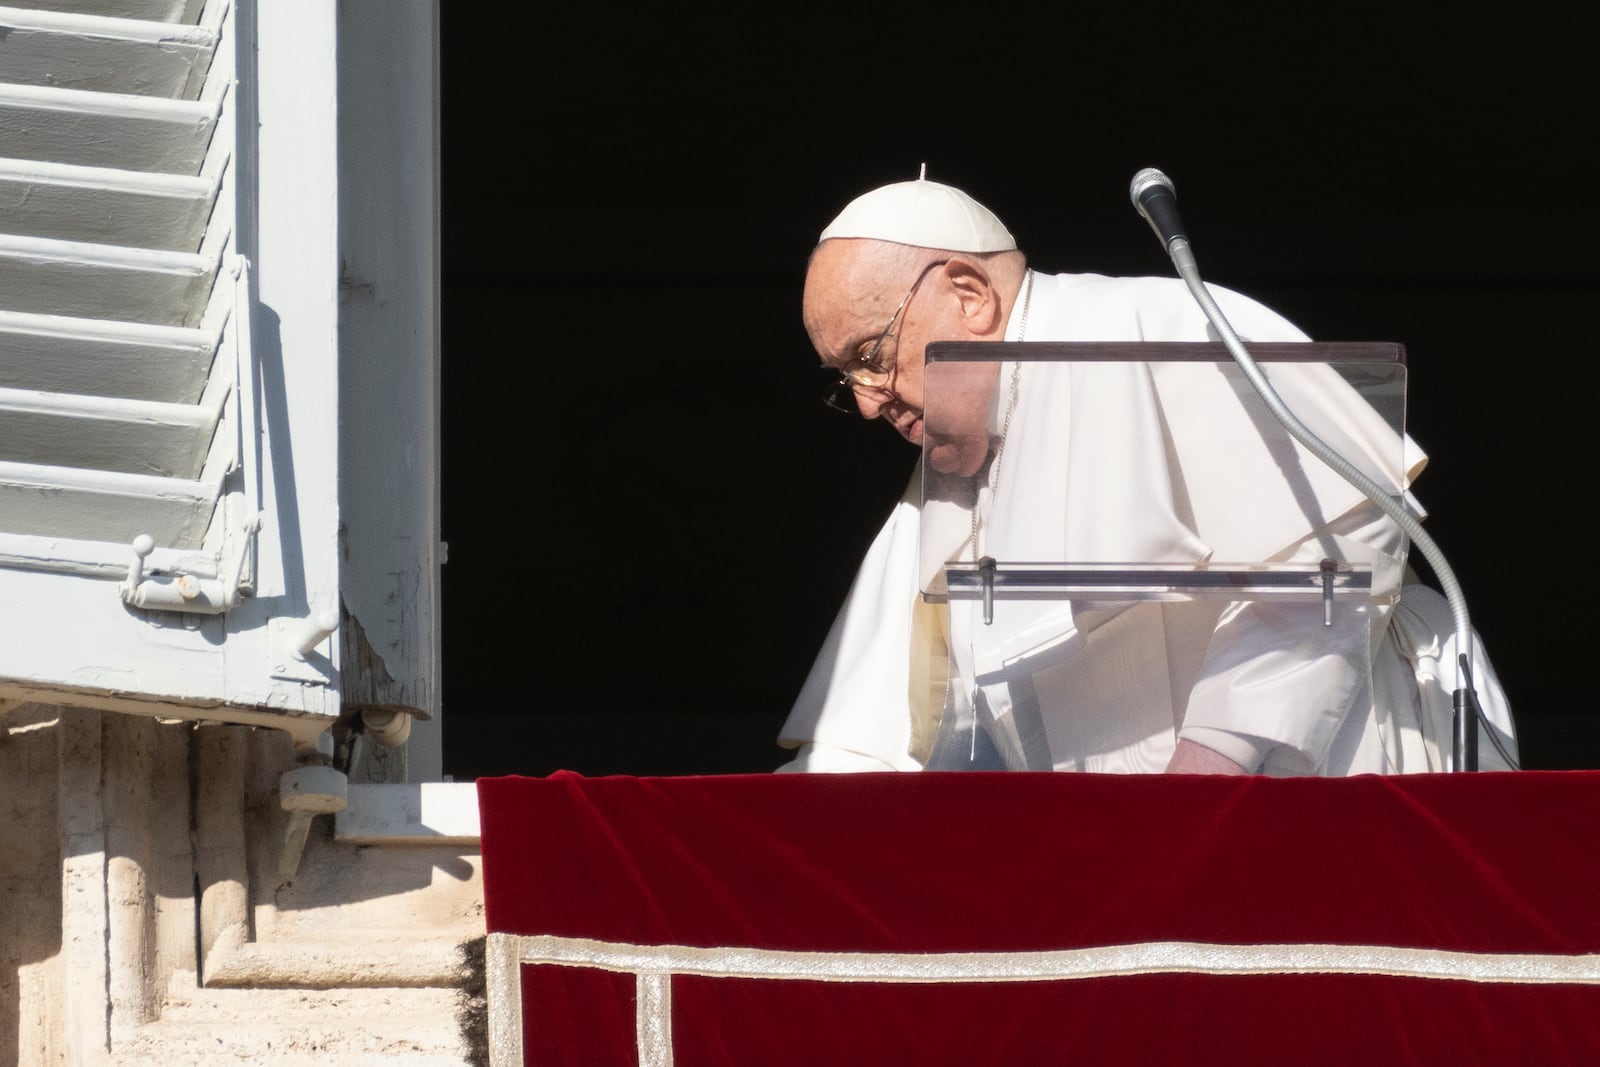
[778,272,1516,775]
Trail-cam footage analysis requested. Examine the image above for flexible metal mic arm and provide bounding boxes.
[1134,170,1480,769]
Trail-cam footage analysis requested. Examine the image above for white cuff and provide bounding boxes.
[1176,727,1271,773]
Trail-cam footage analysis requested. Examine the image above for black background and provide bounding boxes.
[436,10,1598,779]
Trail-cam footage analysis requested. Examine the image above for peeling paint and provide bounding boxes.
[339,605,427,721]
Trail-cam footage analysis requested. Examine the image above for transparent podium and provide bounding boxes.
[916,341,1413,773]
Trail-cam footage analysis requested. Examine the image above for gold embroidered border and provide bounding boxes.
[514,933,1600,985]
[486,932,1600,1067]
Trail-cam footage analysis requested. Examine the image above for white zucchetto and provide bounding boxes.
[818,175,1016,253]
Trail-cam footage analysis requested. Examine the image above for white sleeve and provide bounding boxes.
[773,743,900,774]
[1177,504,1405,772]
[775,488,926,773]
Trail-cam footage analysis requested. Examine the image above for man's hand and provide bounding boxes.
[1164,738,1249,775]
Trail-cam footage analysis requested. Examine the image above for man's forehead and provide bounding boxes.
[803,241,885,360]
[805,239,869,295]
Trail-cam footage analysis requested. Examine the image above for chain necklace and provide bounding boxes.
[971,269,1033,562]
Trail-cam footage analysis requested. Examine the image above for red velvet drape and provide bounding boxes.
[479,771,1600,1065]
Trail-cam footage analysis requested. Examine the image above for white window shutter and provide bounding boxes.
[0,0,346,746]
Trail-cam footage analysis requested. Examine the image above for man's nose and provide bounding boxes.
[852,386,888,420]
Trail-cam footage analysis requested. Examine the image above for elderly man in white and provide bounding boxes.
[779,172,1516,777]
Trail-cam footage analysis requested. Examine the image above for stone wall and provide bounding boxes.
[0,706,483,1066]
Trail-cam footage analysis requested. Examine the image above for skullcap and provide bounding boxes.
[818,173,1016,253]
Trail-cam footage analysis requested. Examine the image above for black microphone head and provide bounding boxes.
[1129,167,1188,255]
[1129,167,1174,207]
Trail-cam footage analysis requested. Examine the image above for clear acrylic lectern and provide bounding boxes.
[916,341,1411,773]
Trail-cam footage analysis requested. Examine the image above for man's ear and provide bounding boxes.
[942,258,1002,336]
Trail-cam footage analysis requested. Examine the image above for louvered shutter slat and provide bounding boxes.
[0,159,218,252]
[0,84,218,174]
[0,460,218,546]
[0,310,214,403]
[0,6,217,99]
[10,1,206,27]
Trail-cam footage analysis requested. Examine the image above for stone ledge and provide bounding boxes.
[202,925,471,989]
[334,782,480,845]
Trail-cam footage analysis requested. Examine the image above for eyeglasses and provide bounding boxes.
[823,259,950,412]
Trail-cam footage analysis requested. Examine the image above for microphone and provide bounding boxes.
[1129,168,1187,253]
[1125,164,1499,772]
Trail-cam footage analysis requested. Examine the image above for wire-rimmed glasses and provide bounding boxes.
[822,258,949,412]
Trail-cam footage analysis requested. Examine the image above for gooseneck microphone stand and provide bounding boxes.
[1129,167,1498,771]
